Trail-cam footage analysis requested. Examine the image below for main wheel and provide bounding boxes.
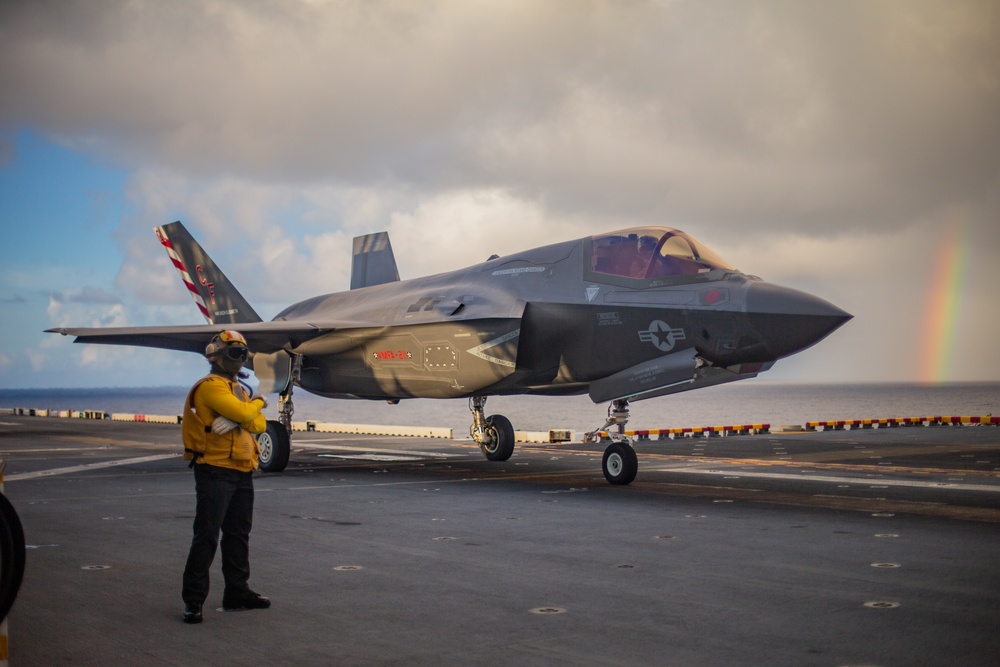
[479,414,515,461]
[602,441,638,485]
[257,420,290,472]
[0,492,25,622]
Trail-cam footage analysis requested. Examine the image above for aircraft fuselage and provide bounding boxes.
[275,235,848,402]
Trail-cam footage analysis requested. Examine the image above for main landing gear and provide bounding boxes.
[584,399,638,485]
[469,396,515,461]
[470,395,638,486]
[255,356,299,473]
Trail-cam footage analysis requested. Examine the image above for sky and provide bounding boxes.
[1,0,998,389]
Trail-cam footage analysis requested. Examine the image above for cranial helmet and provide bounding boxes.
[205,330,248,359]
[638,235,658,255]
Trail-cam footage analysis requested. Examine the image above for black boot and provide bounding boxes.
[222,590,271,611]
[183,604,203,624]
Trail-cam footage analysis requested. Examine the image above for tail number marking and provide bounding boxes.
[196,266,216,304]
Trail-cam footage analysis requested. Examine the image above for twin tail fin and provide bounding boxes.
[155,221,262,325]
[157,222,401,322]
[350,231,400,290]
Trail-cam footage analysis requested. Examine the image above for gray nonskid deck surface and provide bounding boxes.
[1,416,997,666]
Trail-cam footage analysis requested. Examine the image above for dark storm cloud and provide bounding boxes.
[2,0,997,238]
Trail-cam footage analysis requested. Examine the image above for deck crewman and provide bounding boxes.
[181,330,271,624]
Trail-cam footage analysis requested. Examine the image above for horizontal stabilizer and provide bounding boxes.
[588,348,698,403]
[351,232,400,290]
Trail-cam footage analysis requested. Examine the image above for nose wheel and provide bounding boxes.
[586,399,639,485]
[602,440,638,485]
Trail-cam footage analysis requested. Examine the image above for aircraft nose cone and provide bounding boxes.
[746,282,852,359]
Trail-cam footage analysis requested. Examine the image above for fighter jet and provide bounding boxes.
[48,221,851,484]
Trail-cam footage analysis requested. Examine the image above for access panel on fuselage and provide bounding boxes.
[297,318,522,399]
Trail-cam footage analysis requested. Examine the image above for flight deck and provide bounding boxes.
[1,414,997,665]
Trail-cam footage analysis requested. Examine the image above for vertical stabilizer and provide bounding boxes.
[155,221,263,325]
[351,231,401,289]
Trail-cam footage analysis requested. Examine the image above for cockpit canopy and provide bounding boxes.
[589,227,736,281]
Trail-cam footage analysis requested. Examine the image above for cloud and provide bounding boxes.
[2,0,997,238]
[386,188,590,277]
[3,0,1000,384]
[114,171,362,306]
[46,296,128,329]
[50,287,122,305]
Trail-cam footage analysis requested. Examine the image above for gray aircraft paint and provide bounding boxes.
[51,222,850,403]
[48,221,850,481]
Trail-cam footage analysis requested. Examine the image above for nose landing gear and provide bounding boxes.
[585,399,638,485]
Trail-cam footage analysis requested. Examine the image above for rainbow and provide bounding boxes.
[920,224,967,383]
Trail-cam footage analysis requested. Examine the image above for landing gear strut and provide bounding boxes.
[585,399,638,485]
[469,396,515,461]
[256,355,300,473]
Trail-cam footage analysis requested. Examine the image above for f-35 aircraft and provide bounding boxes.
[49,221,851,484]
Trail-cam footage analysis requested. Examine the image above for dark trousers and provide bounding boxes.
[182,464,255,606]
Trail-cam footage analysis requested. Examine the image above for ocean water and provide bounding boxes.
[1,382,997,436]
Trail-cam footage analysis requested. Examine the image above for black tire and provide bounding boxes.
[602,441,638,485]
[0,492,26,622]
[479,414,515,461]
[257,420,290,472]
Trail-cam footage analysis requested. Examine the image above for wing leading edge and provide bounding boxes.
[45,321,340,355]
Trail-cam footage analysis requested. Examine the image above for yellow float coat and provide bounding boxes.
[182,374,266,472]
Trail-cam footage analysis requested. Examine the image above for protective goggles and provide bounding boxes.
[222,345,249,362]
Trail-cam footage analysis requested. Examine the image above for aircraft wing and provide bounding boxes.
[45,321,351,356]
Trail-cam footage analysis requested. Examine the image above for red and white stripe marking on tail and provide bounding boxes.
[155,226,214,324]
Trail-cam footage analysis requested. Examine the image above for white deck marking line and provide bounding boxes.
[294,443,464,458]
[0,447,114,454]
[648,466,1000,493]
[318,454,426,462]
[5,454,181,482]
